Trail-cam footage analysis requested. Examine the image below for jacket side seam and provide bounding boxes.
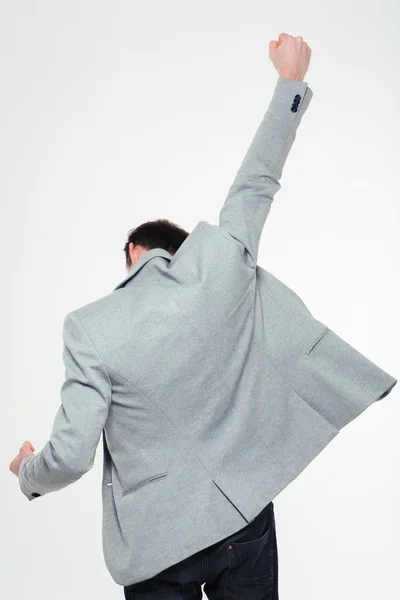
[104,364,214,478]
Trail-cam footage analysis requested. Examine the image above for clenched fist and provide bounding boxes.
[9,440,35,477]
[269,33,312,81]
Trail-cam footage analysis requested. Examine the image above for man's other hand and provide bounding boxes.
[9,440,35,477]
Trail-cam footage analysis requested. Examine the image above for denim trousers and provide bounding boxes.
[124,501,278,599]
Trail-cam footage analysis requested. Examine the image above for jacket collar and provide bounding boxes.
[113,248,172,291]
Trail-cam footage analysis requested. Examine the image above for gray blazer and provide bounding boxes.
[18,77,397,587]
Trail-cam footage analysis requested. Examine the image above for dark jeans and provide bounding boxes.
[124,501,278,599]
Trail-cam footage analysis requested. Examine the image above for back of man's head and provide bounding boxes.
[124,219,189,271]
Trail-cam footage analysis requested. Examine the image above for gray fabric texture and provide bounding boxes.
[18,76,397,586]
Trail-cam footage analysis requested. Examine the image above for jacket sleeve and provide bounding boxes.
[18,311,111,501]
[219,76,313,268]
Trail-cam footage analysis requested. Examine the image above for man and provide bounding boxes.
[10,33,397,599]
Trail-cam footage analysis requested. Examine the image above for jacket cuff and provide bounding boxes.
[19,456,42,501]
[274,76,313,124]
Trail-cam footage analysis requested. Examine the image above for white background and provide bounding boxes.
[1,1,399,598]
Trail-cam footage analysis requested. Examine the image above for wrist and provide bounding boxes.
[279,73,304,81]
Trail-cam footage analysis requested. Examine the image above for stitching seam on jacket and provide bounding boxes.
[104,364,212,478]
[201,221,253,268]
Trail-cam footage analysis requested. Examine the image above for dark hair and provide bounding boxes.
[124,218,189,269]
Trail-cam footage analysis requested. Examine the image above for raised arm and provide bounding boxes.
[219,33,313,267]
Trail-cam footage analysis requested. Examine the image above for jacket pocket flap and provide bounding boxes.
[121,472,169,496]
[306,327,330,355]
